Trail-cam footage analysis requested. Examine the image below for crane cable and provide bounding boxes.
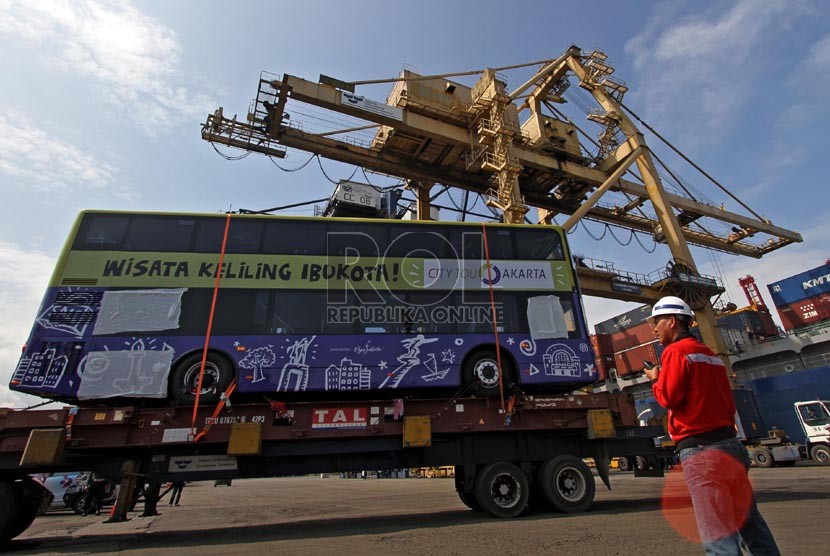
[620,103,768,223]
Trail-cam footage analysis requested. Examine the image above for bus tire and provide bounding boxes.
[462,349,513,397]
[474,462,528,518]
[538,455,595,513]
[752,447,774,468]
[810,444,830,465]
[170,352,234,405]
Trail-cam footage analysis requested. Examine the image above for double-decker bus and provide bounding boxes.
[11,211,597,404]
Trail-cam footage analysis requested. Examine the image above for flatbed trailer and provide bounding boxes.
[0,392,663,541]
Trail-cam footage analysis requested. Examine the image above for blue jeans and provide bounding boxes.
[678,438,780,555]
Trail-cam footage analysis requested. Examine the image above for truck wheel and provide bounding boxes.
[5,478,46,540]
[616,457,632,472]
[170,352,233,405]
[0,482,19,542]
[538,455,596,513]
[474,462,528,518]
[462,350,513,397]
[752,447,774,468]
[454,473,482,511]
[810,444,830,465]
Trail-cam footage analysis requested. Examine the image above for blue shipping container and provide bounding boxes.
[747,365,830,442]
[767,263,830,307]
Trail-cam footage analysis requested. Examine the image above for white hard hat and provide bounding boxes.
[651,296,694,319]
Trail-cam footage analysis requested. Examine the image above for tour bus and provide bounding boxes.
[11,211,597,404]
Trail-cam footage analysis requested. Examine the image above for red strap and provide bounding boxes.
[191,213,232,433]
[193,380,237,442]
[480,223,506,413]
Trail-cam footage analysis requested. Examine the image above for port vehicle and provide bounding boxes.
[11,211,596,405]
[0,390,664,541]
[794,400,830,464]
[61,473,118,515]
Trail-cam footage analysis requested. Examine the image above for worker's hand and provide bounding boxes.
[644,365,660,381]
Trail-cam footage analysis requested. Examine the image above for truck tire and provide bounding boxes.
[474,462,528,518]
[0,482,19,542]
[810,444,830,465]
[462,350,513,397]
[752,447,774,468]
[454,473,482,511]
[170,352,234,405]
[5,478,45,540]
[616,457,633,472]
[538,455,596,513]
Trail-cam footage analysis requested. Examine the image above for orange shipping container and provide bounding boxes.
[610,322,654,353]
[614,342,659,377]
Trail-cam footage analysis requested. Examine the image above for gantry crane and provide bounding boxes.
[200,45,801,362]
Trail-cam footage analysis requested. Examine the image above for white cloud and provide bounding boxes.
[0,242,57,407]
[0,0,216,137]
[624,0,807,145]
[0,109,136,200]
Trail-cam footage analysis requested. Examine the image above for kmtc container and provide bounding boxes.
[767,263,830,307]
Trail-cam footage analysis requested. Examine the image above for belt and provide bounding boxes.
[676,426,737,451]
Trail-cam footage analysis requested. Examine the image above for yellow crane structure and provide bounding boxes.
[200,45,801,363]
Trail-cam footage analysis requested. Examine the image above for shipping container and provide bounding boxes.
[614,342,659,377]
[594,355,615,382]
[610,321,655,353]
[747,364,830,442]
[767,262,830,307]
[776,293,830,331]
[594,304,651,335]
[717,308,778,339]
[732,388,767,439]
[590,334,614,358]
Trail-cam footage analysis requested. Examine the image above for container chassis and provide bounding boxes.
[0,391,664,542]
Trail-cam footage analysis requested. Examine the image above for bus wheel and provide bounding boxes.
[170,352,233,405]
[462,350,512,397]
[474,462,528,518]
[538,455,596,513]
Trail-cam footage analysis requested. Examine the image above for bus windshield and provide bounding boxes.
[11,211,596,403]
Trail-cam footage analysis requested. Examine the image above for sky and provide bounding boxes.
[0,0,828,407]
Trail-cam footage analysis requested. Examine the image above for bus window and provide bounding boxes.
[263,220,326,255]
[124,216,196,252]
[486,228,515,259]
[516,228,565,260]
[213,290,271,334]
[325,221,385,259]
[74,214,129,250]
[196,218,264,253]
[387,226,455,259]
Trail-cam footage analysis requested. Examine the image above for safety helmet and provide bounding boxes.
[651,296,694,319]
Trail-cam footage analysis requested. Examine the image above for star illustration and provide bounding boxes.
[440,349,456,364]
[379,360,388,370]
[507,337,515,345]
[233,340,241,347]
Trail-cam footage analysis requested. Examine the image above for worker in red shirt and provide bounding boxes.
[644,296,780,555]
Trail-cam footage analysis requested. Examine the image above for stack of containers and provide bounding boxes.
[592,301,764,378]
[594,305,660,377]
[767,262,830,331]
